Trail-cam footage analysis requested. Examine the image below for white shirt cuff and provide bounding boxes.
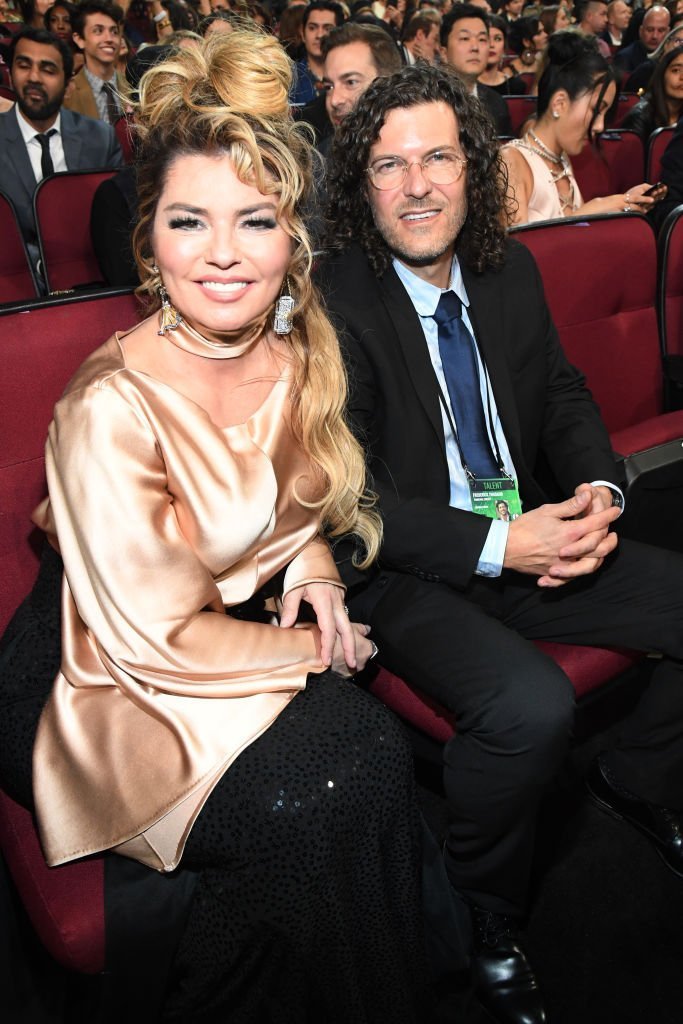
[475,519,508,577]
[591,480,625,516]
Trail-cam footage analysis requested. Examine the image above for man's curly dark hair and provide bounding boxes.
[325,63,510,277]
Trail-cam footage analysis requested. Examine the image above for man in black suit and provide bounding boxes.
[0,27,123,276]
[323,63,683,1024]
[615,3,670,76]
[439,4,512,136]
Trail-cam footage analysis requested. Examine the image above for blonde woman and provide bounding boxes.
[0,30,432,1022]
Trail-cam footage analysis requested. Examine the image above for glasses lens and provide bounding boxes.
[369,157,406,190]
[423,152,464,185]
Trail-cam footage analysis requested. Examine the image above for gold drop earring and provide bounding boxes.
[152,264,184,336]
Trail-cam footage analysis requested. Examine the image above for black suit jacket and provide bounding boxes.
[321,242,618,592]
[0,106,124,245]
[477,83,512,137]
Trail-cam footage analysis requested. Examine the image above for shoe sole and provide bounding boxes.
[586,784,683,880]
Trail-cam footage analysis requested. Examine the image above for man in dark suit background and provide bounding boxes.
[0,26,123,279]
[323,62,683,1024]
[439,4,512,137]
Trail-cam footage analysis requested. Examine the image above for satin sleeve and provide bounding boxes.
[39,383,325,697]
[282,536,345,599]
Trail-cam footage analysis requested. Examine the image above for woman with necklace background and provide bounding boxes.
[0,29,437,1022]
[502,32,659,225]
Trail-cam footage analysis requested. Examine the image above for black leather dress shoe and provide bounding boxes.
[586,754,683,879]
[470,908,547,1024]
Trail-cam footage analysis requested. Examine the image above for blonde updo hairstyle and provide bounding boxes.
[132,31,381,566]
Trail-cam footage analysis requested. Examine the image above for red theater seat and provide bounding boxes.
[512,212,683,548]
[614,93,639,127]
[504,95,537,136]
[647,125,675,185]
[572,131,644,201]
[0,190,40,304]
[33,169,117,294]
[0,288,140,974]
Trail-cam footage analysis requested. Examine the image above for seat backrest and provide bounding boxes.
[572,131,645,201]
[0,287,140,633]
[647,125,675,184]
[503,95,537,136]
[0,83,14,100]
[510,213,661,434]
[33,169,117,293]
[516,72,536,95]
[0,190,39,303]
[658,203,683,360]
[599,130,645,192]
[614,92,639,127]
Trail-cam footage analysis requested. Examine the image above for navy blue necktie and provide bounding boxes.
[432,291,499,478]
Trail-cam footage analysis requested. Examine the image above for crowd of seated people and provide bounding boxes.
[3,8,683,1023]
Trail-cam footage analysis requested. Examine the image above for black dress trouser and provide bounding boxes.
[348,538,683,917]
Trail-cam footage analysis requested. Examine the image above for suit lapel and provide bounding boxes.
[60,109,82,168]
[378,264,446,449]
[461,263,525,477]
[0,111,37,208]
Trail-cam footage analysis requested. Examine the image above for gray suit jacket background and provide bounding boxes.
[0,106,124,248]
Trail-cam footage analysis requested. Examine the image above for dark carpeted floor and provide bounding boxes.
[422,675,683,1024]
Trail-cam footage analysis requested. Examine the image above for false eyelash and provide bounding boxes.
[168,216,203,229]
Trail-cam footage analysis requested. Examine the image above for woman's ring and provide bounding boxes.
[369,641,379,660]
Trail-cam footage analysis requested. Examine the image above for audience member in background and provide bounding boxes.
[248,2,271,29]
[576,0,612,58]
[322,20,402,135]
[501,0,524,22]
[0,0,23,22]
[44,0,82,76]
[440,3,513,134]
[90,42,172,286]
[399,10,441,64]
[44,0,75,45]
[277,1,306,58]
[19,0,54,29]
[383,0,407,37]
[615,4,670,75]
[653,104,683,224]
[65,0,125,123]
[0,30,440,1023]
[601,0,632,51]
[502,32,658,223]
[507,15,549,76]
[291,1,344,104]
[199,9,237,34]
[622,21,683,92]
[539,4,571,38]
[621,45,683,141]
[478,13,527,94]
[0,26,123,277]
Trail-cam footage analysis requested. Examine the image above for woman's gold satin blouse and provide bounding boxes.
[31,327,342,871]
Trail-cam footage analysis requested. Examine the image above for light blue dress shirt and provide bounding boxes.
[393,256,514,577]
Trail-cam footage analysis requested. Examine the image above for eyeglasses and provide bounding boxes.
[366,150,467,191]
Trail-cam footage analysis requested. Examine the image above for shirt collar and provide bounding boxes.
[84,64,115,92]
[15,105,62,143]
[392,255,470,318]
